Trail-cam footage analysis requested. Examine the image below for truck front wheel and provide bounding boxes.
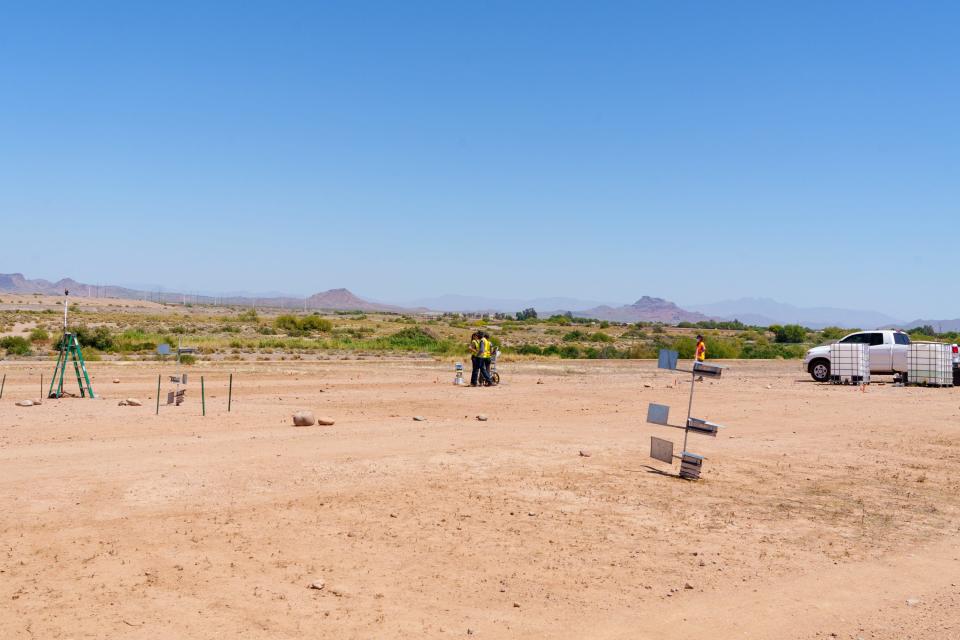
[809,359,830,382]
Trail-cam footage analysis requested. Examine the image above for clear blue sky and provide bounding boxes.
[1,2,957,317]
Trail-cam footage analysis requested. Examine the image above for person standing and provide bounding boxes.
[469,332,482,386]
[479,332,494,386]
[695,334,706,381]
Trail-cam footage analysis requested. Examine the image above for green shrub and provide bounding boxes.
[1,336,32,356]
[772,324,808,344]
[275,314,333,334]
[70,325,115,351]
[512,344,543,355]
[819,326,851,340]
[29,327,49,343]
[179,354,197,365]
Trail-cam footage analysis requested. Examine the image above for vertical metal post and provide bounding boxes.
[228,373,233,412]
[201,376,206,416]
[40,374,43,401]
[683,370,696,454]
[155,374,161,415]
[0,373,5,400]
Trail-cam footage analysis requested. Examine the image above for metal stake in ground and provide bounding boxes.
[0,373,5,400]
[201,376,206,416]
[228,373,233,412]
[155,374,161,415]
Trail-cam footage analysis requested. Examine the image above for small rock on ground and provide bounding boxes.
[412,416,426,421]
[113,378,121,384]
[316,416,335,426]
[308,579,325,590]
[292,411,316,426]
[476,414,488,421]
[579,450,592,457]
[16,400,34,407]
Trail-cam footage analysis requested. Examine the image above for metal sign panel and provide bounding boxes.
[650,436,674,464]
[157,343,171,356]
[646,403,671,426]
[686,417,721,437]
[693,361,723,378]
[658,349,679,370]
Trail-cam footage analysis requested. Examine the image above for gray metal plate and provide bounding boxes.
[650,436,674,464]
[647,403,671,426]
[658,349,679,370]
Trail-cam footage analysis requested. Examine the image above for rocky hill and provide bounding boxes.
[575,296,709,323]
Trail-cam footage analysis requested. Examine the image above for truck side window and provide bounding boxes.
[868,333,885,346]
[840,334,866,344]
[894,333,910,345]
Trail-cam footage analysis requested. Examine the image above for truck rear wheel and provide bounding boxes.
[809,359,830,382]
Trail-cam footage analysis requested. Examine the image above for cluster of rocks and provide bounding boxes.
[292,411,335,427]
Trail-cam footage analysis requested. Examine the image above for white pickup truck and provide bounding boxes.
[803,330,912,382]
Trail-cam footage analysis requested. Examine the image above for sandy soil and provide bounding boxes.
[1,359,958,639]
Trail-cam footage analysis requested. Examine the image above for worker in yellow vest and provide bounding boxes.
[479,333,494,386]
[469,332,482,386]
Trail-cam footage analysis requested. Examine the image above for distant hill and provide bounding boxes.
[899,318,960,333]
[408,294,614,314]
[0,273,400,313]
[575,296,709,323]
[688,297,902,329]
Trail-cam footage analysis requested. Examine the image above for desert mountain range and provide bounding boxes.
[2,272,955,330]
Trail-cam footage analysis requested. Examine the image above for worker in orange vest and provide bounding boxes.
[695,334,706,381]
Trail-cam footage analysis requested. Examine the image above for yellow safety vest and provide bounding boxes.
[480,338,492,358]
[470,339,480,356]
[696,341,706,361]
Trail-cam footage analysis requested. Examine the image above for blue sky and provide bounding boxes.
[1,2,957,317]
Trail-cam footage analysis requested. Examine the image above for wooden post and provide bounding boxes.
[201,376,206,417]
[228,373,233,412]
[155,374,161,415]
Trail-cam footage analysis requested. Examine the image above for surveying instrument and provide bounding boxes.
[48,289,95,399]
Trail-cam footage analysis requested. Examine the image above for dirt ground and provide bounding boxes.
[1,359,958,639]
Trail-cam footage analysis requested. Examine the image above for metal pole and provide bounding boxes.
[201,376,206,416]
[0,373,5,400]
[40,374,43,401]
[155,374,161,415]
[682,370,695,454]
[228,373,233,412]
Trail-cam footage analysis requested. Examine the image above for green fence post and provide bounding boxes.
[228,373,233,412]
[155,374,161,415]
[201,376,206,417]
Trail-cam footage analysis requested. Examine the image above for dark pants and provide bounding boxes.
[481,358,493,384]
[471,356,493,385]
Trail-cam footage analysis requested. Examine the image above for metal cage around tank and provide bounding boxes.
[829,343,870,385]
[907,342,953,387]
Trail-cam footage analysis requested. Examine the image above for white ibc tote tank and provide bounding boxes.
[829,343,870,384]
[907,342,952,386]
